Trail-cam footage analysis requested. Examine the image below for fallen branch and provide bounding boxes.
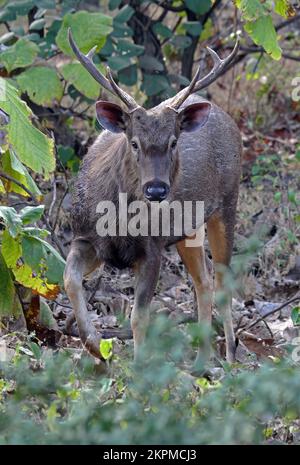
[238,293,300,334]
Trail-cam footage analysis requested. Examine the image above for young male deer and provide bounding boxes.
[64,29,242,363]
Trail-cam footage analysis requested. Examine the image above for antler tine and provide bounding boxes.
[170,39,240,110]
[106,67,138,112]
[168,62,203,111]
[68,28,138,110]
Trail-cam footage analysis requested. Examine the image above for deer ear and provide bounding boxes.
[96,101,128,133]
[179,102,211,132]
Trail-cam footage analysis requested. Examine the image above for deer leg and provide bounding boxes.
[131,250,161,361]
[64,239,103,359]
[176,234,213,362]
[207,212,236,363]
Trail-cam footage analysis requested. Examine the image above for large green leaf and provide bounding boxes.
[23,233,65,284]
[60,62,105,100]
[244,15,282,60]
[56,11,112,56]
[16,66,63,106]
[19,205,44,225]
[0,252,21,317]
[0,38,39,73]
[0,78,55,177]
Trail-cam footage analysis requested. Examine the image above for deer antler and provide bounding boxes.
[68,28,138,111]
[169,40,240,110]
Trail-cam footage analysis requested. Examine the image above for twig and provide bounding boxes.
[238,293,300,333]
[0,172,37,202]
[48,175,57,221]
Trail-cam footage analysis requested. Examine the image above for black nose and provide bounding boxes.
[144,181,169,201]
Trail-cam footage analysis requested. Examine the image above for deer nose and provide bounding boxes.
[143,181,169,201]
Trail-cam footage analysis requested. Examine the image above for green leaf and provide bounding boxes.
[291,307,300,326]
[116,39,144,57]
[1,149,42,199]
[244,15,282,60]
[109,0,122,10]
[114,5,134,23]
[170,35,192,49]
[22,235,45,273]
[1,229,22,267]
[142,74,170,96]
[19,205,44,225]
[0,38,39,73]
[107,55,132,72]
[29,18,46,31]
[235,0,266,20]
[16,66,63,106]
[118,64,137,86]
[24,233,65,284]
[0,32,16,45]
[152,23,173,39]
[60,62,105,100]
[0,206,22,238]
[99,338,113,360]
[185,0,211,15]
[139,55,164,72]
[0,78,55,177]
[56,11,112,56]
[0,252,21,317]
[182,21,203,37]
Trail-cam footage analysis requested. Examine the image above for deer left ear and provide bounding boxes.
[96,101,129,133]
[179,102,211,132]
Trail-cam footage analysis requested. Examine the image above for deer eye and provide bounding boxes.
[131,140,138,150]
[170,138,177,149]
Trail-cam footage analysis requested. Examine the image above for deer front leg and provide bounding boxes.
[64,239,103,359]
[131,250,161,361]
[176,232,213,364]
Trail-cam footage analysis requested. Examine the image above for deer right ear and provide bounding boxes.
[96,101,128,133]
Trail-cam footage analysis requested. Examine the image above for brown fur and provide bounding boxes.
[66,94,242,362]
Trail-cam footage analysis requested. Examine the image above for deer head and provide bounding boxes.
[68,29,239,202]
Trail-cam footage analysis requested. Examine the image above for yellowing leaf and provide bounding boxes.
[1,149,42,199]
[0,252,21,317]
[100,338,114,360]
[0,78,55,178]
[16,66,63,106]
[1,229,22,266]
[12,262,59,299]
[0,38,39,73]
[0,178,5,193]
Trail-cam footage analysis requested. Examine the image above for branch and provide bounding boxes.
[238,293,300,334]
[152,0,185,12]
[0,172,37,202]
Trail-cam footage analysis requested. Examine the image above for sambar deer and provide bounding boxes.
[64,29,242,364]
